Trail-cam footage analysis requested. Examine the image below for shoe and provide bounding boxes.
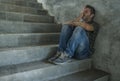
[53,52,71,65]
[48,51,61,63]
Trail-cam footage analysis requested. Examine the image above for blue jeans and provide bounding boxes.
[58,24,90,59]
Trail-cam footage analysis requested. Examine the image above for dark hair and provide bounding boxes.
[85,5,96,20]
[85,5,96,15]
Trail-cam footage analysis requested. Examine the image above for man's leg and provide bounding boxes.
[53,26,89,64]
[58,24,75,52]
[48,24,74,62]
[65,26,89,57]
[74,36,90,60]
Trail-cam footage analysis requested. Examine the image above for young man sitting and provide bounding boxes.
[49,5,99,64]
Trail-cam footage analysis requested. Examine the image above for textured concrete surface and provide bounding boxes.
[0,20,61,33]
[0,11,54,23]
[0,33,59,47]
[0,0,37,3]
[0,45,57,66]
[0,59,91,81]
[0,0,97,81]
[0,0,42,9]
[0,3,47,15]
[50,69,108,81]
[38,0,120,81]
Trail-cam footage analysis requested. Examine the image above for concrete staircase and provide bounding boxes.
[0,0,109,81]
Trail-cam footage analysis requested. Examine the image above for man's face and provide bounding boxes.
[81,7,93,22]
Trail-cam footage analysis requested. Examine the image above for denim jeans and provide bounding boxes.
[58,24,90,59]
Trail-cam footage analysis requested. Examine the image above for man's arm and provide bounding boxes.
[73,22,94,31]
[64,20,73,24]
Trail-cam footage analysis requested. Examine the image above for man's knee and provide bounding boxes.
[62,24,74,31]
[73,26,85,35]
[75,26,84,31]
[62,24,70,27]
[73,27,84,34]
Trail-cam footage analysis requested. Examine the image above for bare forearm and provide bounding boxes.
[73,22,94,31]
[81,23,94,31]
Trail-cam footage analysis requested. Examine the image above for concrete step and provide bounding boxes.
[50,69,109,81]
[0,0,37,3]
[0,33,59,48]
[0,59,92,81]
[0,0,42,9]
[0,3,47,15]
[0,20,61,33]
[0,11,54,23]
[0,44,58,67]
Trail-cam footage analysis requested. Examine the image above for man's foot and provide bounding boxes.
[48,51,61,63]
[53,52,71,65]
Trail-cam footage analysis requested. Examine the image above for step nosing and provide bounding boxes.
[0,61,52,77]
[50,69,108,81]
[0,44,58,51]
[0,33,60,35]
[0,20,58,25]
[0,11,52,17]
[0,59,91,77]
[0,3,43,11]
[1,1,42,5]
[0,3,48,15]
[0,2,42,10]
[0,1,42,6]
[2,10,48,16]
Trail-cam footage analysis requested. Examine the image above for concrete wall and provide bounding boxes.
[37,0,120,81]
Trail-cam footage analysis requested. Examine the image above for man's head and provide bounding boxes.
[81,5,96,22]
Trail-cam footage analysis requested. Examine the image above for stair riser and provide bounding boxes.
[0,3,46,15]
[0,21,61,33]
[0,45,58,67]
[0,34,59,47]
[0,11,54,23]
[0,59,91,81]
[0,0,42,9]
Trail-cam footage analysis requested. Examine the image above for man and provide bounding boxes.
[49,5,99,64]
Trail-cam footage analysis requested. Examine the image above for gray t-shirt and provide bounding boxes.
[86,21,100,54]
